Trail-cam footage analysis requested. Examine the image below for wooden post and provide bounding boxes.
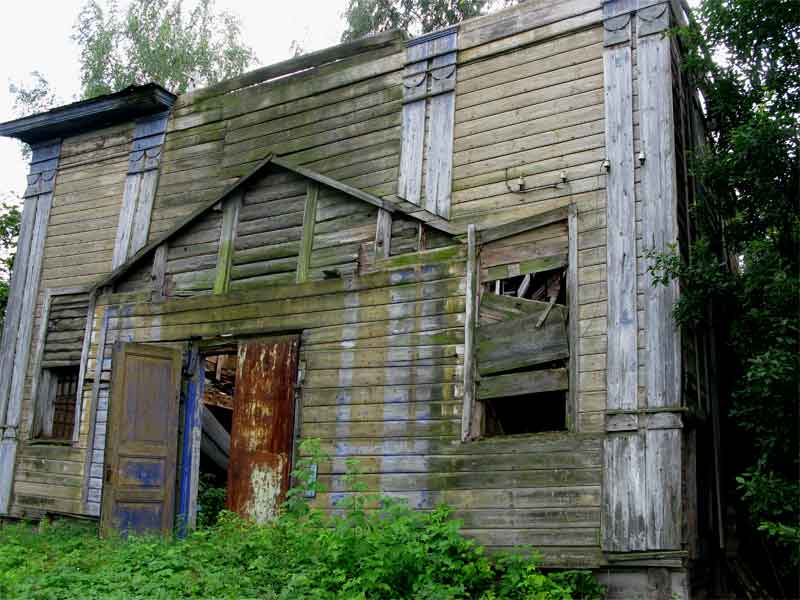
[601,5,648,552]
[374,208,393,259]
[213,192,242,294]
[461,224,478,441]
[637,1,682,551]
[0,140,60,514]
[112,112,169,268]
[177,343,204,535]
[567,205,579,430]
[296,182,319,283]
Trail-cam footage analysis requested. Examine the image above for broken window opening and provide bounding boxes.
[484,390,567,436]
[33,366,79,441]
[484,269,566,305]
[477,266,570,437]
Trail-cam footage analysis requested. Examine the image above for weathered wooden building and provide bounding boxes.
[0,0,724,596]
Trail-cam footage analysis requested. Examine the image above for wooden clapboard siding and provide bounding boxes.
[87,240,602,565]
[7,0,709,569]
[146,43,406,239]
[39,124,135,289]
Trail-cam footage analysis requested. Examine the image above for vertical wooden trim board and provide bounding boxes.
[566,206,579,430]
[637,3,682,550]
[604,42,638,412]
[374,209,393,260]
[461,224,478,441]
[638,14,681,412]
[600,11,647,553]
[82,305,113,515]
[177,343,204,534]
[112,112,169,268]
[0,140,60,514]
[296,182,319,283]
[214,192,242,294]
[398,28,457,218]
[74,291,98,443]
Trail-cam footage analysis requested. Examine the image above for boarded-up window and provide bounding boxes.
[398,27,458,219]
[34,367,79,440]
[31,291,90,440]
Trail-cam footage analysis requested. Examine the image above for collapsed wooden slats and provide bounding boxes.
[477,302,569,376]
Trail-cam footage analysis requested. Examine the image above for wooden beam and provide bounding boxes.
[201,405,230,457]
[201,433,229,472]
[213,193,242,295]
[461,224,478,441]
[477,206,569,245]
[604,37,638,413]
[178,343,203,534]
[478,368,568,400]
[638,10,682,551]
[374,209,393,259]
[567,205,579,431]
[296,182,319,283]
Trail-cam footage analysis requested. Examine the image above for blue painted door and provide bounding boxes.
[100,343,182,537]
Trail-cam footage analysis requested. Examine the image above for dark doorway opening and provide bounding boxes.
[197,352,236,527]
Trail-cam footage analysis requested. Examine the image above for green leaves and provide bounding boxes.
[340,0,517,41]
[0,449,605,599]
[654,0,799,584]
[73,0,257,99]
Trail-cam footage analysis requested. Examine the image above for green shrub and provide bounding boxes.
[0,441,605,599]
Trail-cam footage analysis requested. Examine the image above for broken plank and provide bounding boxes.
[478,368,568,400]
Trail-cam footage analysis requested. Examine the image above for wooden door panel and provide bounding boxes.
[101,343,181,537]
[228,335,299,523]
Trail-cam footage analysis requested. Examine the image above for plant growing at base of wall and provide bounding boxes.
[0,439,606,599]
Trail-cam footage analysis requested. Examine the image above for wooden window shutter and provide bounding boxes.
[112,112,169,268]
[398,27,457,219]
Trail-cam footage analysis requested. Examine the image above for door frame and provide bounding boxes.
[176,333,302,530]
[100,342,182,537]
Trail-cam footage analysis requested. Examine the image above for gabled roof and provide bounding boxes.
[0,83,176,144]
[95,154,461,292]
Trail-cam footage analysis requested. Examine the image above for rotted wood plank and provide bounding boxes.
[461,225,479,441]
[374,208,393,259]
[478,368,568,400]
[296,182,319,283]
[479,294,563,325]
[477,305,568,375]
[482,253,568,282]
[477,206,569,244]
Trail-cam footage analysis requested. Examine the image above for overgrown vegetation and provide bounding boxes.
[648,0,799,593]
[0,442,605,599]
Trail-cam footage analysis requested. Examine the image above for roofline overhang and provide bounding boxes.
[0,83,176,144]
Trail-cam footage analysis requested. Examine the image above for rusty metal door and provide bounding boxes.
[100,343,182,537]
[228,335,300,522]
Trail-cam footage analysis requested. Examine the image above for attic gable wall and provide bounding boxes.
[113,164,433,297]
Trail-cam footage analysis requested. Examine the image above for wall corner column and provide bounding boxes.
[0,139,62,514]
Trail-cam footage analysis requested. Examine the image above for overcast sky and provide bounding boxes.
[0,0,349,201]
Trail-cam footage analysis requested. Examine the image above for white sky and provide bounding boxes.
[0,0,349,201]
